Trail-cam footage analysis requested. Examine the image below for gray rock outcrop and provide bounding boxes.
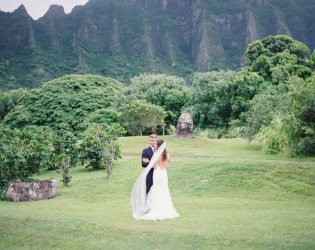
[6,179,58,202]
[176,113,194,139]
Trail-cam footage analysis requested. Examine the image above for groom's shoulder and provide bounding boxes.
[143,146,151,152]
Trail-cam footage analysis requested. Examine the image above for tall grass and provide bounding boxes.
[256,115,291,154]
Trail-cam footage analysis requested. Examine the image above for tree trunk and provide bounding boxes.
[61,162,67,187]
[107,162,112,178]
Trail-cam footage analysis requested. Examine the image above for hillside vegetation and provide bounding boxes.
[0,0,314,89]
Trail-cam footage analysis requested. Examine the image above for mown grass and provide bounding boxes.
[0,136,314,249]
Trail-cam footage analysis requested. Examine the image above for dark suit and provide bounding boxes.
[142,146,154,194]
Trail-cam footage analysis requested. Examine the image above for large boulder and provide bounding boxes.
[6,179,58,202]
[176,113,194,139]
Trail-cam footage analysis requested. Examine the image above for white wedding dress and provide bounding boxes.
[141,164,180,221]
[131,142,180,221]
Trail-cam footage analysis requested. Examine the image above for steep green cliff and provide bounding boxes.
[0,0,314,90]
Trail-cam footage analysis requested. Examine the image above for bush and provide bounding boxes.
[194,127,226,139]
[79,123,125,178]
[256,115,293,154]
[49,129,78,171]
[208,128,226,139]
[49,129,78,186]
[0,126,51,192]
[298,136,315,156]
[227,120,245,138]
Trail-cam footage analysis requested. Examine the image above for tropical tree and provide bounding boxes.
[113,73,188,127]
[3,75,124,131]
[121,100,166,136]
[49,129,79,186]
[79,123,125,178]
[185,70,236,127]
[245,35,311,81]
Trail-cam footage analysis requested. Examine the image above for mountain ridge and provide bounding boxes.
[0,0,314,90]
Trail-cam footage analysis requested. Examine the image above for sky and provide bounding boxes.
[0,0,89,20]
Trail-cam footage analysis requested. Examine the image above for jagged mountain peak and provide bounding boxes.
[43,5,66,18]
[13,4,30,17]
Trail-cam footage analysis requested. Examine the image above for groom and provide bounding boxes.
[142,134,157,194]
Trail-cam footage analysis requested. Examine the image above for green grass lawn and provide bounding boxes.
[1,136,314,249]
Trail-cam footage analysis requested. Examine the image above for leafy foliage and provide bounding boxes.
[114,73,188,127]
[79,123,125,177]
[252,75,315,155]
[55,154,72,187]
[185,70,235,127]
[245,35,311,81]
[241,84,289,135]
[286,75,315,155]
[48,129,78,186]
[83,108,120,126]
[120,99,166,136]
[0,126,51,192]
[186,70,262,127]
[256,114,294,154]
[0,88,27,120]
[3,75,124,131]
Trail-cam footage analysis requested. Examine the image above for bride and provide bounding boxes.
[131,139,180,221]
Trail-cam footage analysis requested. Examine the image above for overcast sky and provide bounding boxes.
[0,0,89,20]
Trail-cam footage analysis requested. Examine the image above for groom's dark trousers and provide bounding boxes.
[142,146,154,194]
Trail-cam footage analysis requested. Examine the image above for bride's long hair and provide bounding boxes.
[156,139,167,161]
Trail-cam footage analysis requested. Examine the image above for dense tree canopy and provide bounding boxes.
[185,70,236,127]
[3,75,124,131]
[185,70,262,127]
[1,35,314,156]
[0,88,27,120]
[245,35,311,81]
[113,73,189,127]
[121,99,166,136]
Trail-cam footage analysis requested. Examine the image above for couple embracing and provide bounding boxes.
[131,134,180,221]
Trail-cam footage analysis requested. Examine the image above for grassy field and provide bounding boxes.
[0,136,314,249]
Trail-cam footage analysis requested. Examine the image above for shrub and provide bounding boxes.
[297,135,315,156]
[49,129,78,171]
[0,126,51,192]
[194,127,226,139]
[79,123,125,178]
[228,119,245,138]
[256,115,293,154]
[49,129,78,186]
[208,128,226,139]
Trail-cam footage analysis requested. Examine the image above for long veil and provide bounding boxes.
[131,142,166,219]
